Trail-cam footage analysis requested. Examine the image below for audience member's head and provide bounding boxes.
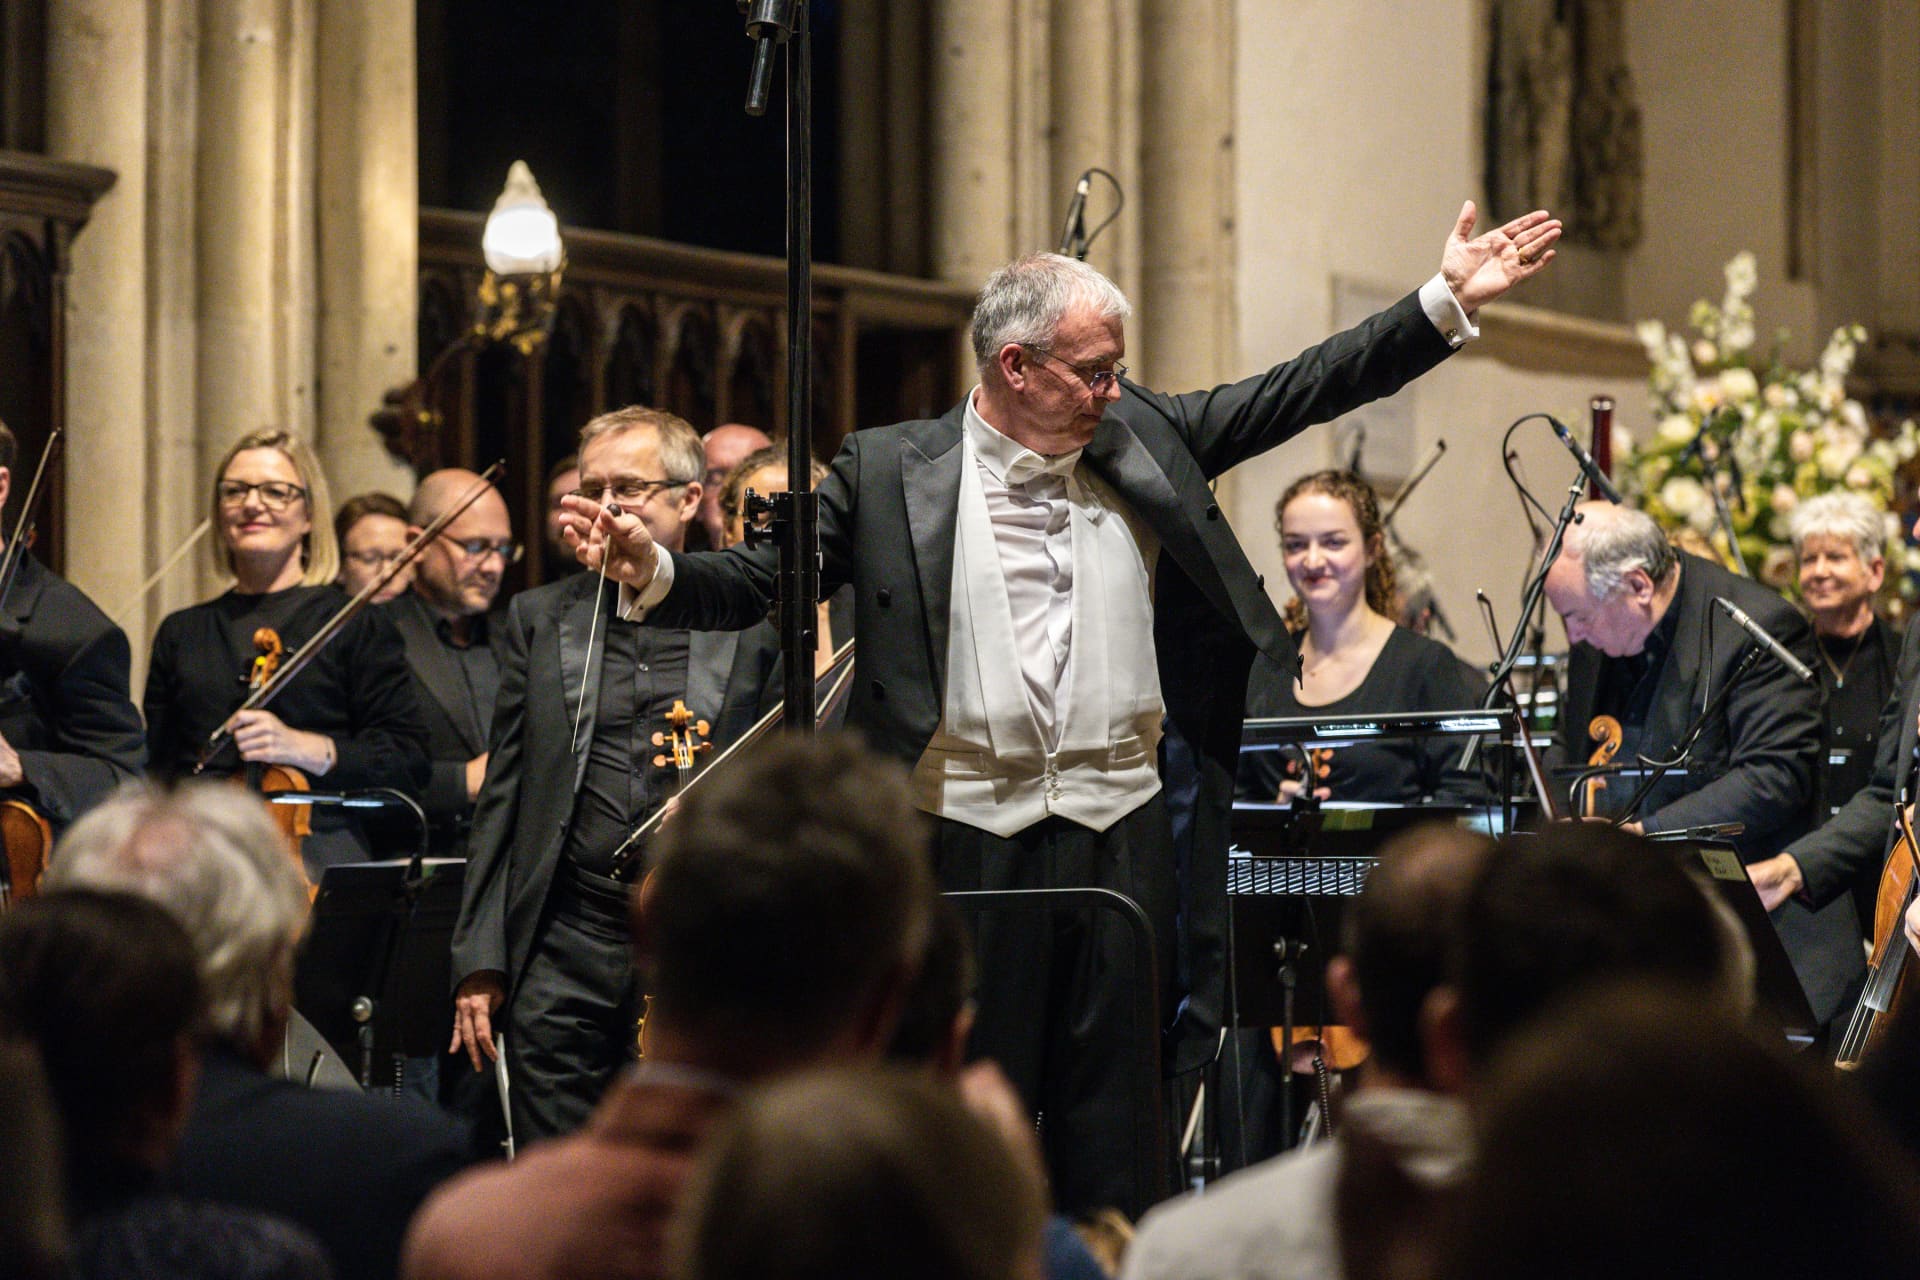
[1428,823,1746,1091]
[0,890,203,1217]
[334,491,414,603]
[45,783,310,1063]
[1329,824,1492,1089]
[0,1041,67,1280]
[884,891,975,1076]
[636,732,933,1077]
[409,468,516,621]
[1440,981,1920,1280]
[670,1066,1047,1280]
[698,423,773,548]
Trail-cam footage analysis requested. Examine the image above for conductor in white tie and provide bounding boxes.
[562,204,1561,1211]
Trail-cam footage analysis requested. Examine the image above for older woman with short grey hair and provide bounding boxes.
[1788,491,1897,847]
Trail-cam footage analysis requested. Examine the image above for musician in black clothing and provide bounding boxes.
[1544,502,1860,1027]
[1237,470,1485,806]
[0,424,145,838]
[143,429,427,874]
[450,406,781,1144]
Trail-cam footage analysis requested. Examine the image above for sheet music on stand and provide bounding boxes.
[1238,707,1549,831]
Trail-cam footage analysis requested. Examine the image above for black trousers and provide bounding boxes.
[934,794,1175,1218]
[503,866,640,1145]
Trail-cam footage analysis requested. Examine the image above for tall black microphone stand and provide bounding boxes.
[741,0,818,732]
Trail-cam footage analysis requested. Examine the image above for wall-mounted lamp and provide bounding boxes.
[373,161,568,468]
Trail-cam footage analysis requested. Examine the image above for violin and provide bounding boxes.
[244,628,315,897]
[1835,796,1920,1069]
[1579,714,1624,818]
[650,700,712,782]
[611,639,857,881]
[0,428,60,910]
[0,800,52,910]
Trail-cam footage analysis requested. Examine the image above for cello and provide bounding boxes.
[1834,787,1920,1069]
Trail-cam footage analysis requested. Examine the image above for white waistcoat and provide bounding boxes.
[909,431,1164,836]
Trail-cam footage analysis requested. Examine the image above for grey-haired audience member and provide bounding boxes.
[46,783,472,1280]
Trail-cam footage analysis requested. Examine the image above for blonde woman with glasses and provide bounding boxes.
[142,429,429,874]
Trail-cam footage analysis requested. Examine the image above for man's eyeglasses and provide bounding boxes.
[217,480,308,510]
[345,549,409,569]
[439,535,523,565]
[570,478,694,506]
[1019,344,1128,394]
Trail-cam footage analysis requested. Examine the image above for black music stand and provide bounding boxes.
[1663,837,1819,1047]
[943,887,1169,1218]
[1238,706,1546,833]
[294,858,466,1093]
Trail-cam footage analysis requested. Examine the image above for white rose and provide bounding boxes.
[1636,319,1668,359]
[1764,383,1792,409]
[1655,415,1699,447]
[1718,367,1759,403]
[1724,251,1758,297]
[1788,431,1815,463]
[1846,464,1874,490]
[1693,339,1719,366]
[1770,484,1798,514]
[1842,401,1868,430]
[1817,436,1863,479]
[1659,476,1709,520]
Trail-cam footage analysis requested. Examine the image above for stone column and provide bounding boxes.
[315,0,418,502]
[1139,0,1236,509]
[149,0,209,612]
[1048,0,1142,309]
[1138,0,1235,390]
[196,0,311,497]
[45,0,152,635]
[929,0,1023,282]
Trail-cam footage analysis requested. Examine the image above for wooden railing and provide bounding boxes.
[388,208,976,585]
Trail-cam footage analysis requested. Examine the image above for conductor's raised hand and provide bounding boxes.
[559,493,660,592]
[1441,200,1561,313]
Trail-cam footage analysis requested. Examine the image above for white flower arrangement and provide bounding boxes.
[1618,252,1920,598]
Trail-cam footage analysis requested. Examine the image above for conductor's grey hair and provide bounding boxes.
[969,253,1132,372]
[1788,491,1885,567]
[45,782,310,1053]
[1570,506,1679,601]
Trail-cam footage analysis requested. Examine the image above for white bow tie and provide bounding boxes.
[1005,448,1082,487]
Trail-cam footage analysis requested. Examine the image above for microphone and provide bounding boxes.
[1548,415,1623,504]
[1713,596,1816,684]
[1056,173,1091,259]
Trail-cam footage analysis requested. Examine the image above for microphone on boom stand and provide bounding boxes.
[1547,414,1623,504]
[1057,172,1091,259]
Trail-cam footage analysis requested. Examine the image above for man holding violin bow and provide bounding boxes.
[0,419,146,884]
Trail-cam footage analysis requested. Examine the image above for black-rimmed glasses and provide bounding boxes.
[438,535,524,565]
[570,478,694,506]
[216,480,308,510]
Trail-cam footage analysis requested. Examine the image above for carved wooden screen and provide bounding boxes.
[389,209,973,587]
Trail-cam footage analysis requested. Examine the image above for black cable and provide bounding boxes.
[1079,168,1124,255]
